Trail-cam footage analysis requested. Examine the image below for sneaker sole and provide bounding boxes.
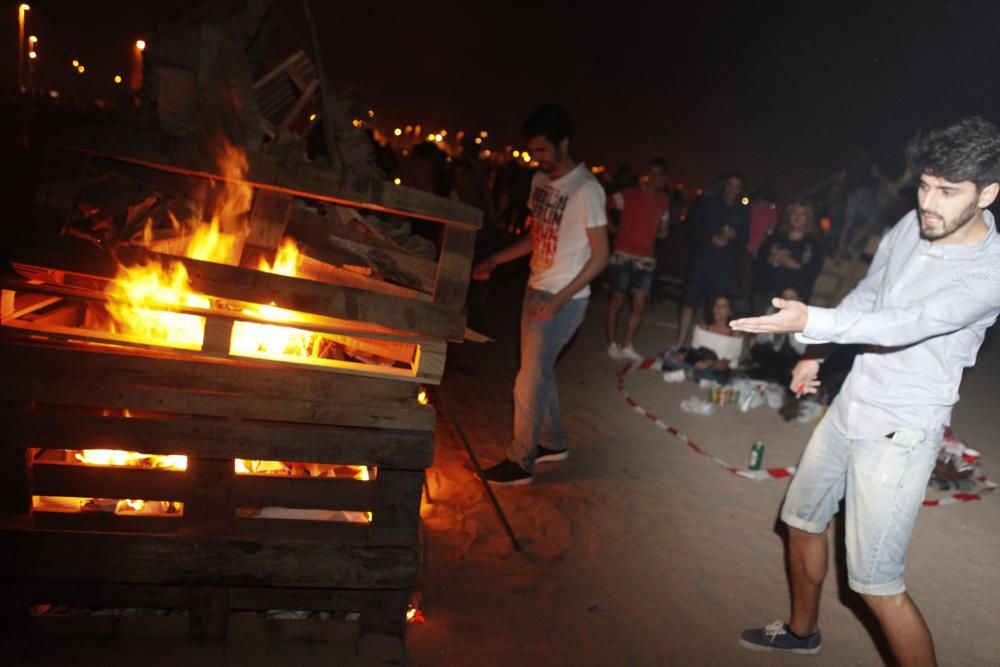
[486,475,534,486]
[738,638,821,655]
[535,450,569,463]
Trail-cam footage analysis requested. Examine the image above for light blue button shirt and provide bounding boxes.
[799,209,1000,438]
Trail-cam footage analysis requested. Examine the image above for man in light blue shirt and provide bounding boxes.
[731,117,1000,666]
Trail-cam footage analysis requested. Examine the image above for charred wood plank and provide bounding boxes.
[55,116,482,229]
[0,529,419,588]
[1,409,436,470]
[11,237,465,340]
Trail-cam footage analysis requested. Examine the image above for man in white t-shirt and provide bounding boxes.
[473,105,609,485]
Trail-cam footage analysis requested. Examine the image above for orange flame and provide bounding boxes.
[104,141,252,348]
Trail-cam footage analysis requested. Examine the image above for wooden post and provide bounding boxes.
[360,589,409,640]
[433,225,477,310]
[182,457,234,535]
[0,448,32,518]
[201,317,234,355]
[189,586,230,645]
[370,469,423,545]
[183,457,234,644]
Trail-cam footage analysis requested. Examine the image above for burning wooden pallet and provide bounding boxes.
[0,116,480,658]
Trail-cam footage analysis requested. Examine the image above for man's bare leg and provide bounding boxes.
[622,292,647,349]
[787,526,828,637]
[862,593,936,667]
[677,304,694,348]
[606,291,626,344]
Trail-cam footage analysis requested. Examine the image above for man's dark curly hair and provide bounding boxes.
[522,104,573,145]
[906,116,1000,188]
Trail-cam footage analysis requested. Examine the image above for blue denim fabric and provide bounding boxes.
[609,261,654,295]
[781,413,941,595]
[508,288,588,471]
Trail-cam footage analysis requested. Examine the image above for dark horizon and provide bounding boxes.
[12,0,1000,199]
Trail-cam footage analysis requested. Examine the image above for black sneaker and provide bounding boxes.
[739,621,821,654]
[535,445,569,464]
[483,459,533,486]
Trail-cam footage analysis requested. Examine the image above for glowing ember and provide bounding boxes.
[70,449,186,515]
[417,389,428,405]
[75,449,188,470]
[406,607,425,623]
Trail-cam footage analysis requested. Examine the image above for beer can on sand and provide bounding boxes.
[749,442,765,470]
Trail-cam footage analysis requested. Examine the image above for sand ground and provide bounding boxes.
[407,279,1000,666]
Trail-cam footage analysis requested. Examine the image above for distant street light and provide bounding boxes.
[77,65,85,74]
[114,75,122,84]
[131,39,145,90]
[17,4,30,92]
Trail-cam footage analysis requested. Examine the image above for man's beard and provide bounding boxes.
[538,147,565,175]
[919,198,980,241]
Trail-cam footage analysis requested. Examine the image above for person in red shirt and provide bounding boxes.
[606,158,671,361]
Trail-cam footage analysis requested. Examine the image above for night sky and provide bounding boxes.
[17,0,1000,197]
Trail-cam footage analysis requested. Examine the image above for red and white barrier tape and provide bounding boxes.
[617,358,998,507]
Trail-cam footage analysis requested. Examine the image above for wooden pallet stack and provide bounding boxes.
[0,116,480,661]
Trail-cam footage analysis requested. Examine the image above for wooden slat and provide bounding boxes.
[244,189,293,256]
[277,79,319,130]
[433,225,477,309]
[0,529,420,588]
[234,475,374,511]
[0,273,440,346]
[371,469,424,545]
[0,290,61,322]
[33,510,181,534]
[182,458,234,534]
[2,409,436,469]
[2,317,436,384]
[252,50,307,91]
[291,249,429,301]
[25,616,360,650]
[286,205,438,294]
[414,339,448,386]
[0,338,421,403]
[232,517,368,542]
[17,581,377,612]
[12,237,466,340]
[33,462,185,501]
[0,376,435,430]
[55,116,482,229]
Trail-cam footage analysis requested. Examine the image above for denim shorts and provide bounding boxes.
[780,414,941,596]
[610,260,654,295]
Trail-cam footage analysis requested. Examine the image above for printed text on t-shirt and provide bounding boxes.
[530,184,569,272]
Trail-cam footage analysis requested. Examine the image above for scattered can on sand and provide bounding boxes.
[749,441,765,470]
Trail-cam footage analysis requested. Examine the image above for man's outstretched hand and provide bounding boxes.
[729,298,809,333]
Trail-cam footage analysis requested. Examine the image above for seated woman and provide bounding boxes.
[664,295,745,382]
[748,287,807,386]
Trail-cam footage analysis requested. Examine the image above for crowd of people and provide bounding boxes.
[376,110,915,396]
[464,104,1000,667]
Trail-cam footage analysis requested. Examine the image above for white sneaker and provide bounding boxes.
[607,342,623,360]
[620,344,643,362]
